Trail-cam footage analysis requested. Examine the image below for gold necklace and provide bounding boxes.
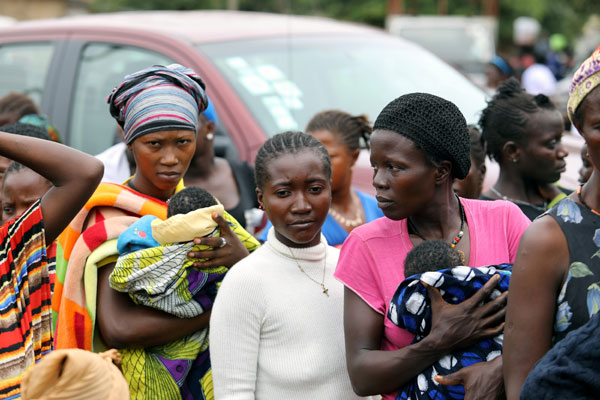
[288,246,329,297]
[329,194,364,227]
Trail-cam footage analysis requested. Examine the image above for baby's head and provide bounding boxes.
[404,240,463,278]
[167,186,218,218]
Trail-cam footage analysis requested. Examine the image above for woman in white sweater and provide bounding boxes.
[209,131,364,399]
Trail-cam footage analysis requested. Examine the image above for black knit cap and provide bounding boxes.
[373,93,471,179]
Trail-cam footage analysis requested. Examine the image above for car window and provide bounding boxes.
[69,43,173,155]
[198,35,487,137]
[0,42,54,106]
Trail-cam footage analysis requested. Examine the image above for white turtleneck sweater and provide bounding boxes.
[209,228,364,399]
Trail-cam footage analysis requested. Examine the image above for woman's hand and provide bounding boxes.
[188,212,249,268]
[424,274,507,353]
[435,356,504,400]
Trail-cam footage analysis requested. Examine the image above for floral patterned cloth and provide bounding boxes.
[548,197,600,343]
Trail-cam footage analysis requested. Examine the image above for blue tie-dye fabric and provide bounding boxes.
[388,264,512,400]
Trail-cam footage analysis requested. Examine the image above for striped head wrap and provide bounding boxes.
[567,45,600,124]
[107,64,208,144]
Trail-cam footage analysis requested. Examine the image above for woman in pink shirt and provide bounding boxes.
[335,93,530,399]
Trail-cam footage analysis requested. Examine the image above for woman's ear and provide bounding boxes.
[502,141,521,164]
[435,160,452,185]
[256,188,264,210]
[349,149,360,167]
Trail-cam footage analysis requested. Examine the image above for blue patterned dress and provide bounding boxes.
[548,197,600,343]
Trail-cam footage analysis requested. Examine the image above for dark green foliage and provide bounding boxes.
[90,0,600,48]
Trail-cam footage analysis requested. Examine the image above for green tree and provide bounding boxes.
[90,0,599,47]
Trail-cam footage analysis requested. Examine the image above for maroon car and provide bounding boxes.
[0,11,488,193]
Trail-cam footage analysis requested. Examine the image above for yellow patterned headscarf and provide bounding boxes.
[568,45,600,124]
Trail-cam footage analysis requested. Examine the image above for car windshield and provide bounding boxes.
[198,34,486,136]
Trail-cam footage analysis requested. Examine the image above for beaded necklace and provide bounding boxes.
[329,192,364,228]
[407,195,466,263]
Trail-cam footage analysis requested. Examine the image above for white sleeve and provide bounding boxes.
[209,265,264,400]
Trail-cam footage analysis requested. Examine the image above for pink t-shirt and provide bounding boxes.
[334,198,531,399]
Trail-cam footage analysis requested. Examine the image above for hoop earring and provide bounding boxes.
[206,133,214,141]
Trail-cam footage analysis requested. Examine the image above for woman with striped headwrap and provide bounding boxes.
[52,64,253,399]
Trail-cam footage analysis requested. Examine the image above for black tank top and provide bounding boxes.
[548,197,600,343]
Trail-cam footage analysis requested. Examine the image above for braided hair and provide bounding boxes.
[479,78,557,163]
[306,110,372,151]
[2,161,51,191]
[467,125,486,168]
[254,131,331,191]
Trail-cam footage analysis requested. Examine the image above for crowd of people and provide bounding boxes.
[1,43,600,400]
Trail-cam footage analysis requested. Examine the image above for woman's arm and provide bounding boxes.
[0,131,103,243]
[344,274,506,396]
[503,216,568,400]
[96,263,211,349]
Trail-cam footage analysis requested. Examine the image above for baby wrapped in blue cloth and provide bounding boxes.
[388,240,511,400]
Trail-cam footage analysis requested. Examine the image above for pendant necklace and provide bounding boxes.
[407,194,466,263]
[288,246,330,297]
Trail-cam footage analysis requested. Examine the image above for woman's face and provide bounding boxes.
[580,144,593,184]
[129,129,196,196]
[453,156,486,199]
[370,130,437,220]
[577,88,600,175]
[485,64,505,89]
[517,109,568,184]
[2,168,52,222]
[310,129,358,195]
[257,151,331,248]
[194,115,215,158]
[0,155,11,202]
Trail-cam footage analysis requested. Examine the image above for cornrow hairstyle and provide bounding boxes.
[467,125,486,167]
[254,131,331,191]
[2,161,51,191]
[404,239,463,278]
[306,110,372,151]
[167,186,218,217]
[479,78,557,163]
[0,92,39,123]
[0,122,52,141]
